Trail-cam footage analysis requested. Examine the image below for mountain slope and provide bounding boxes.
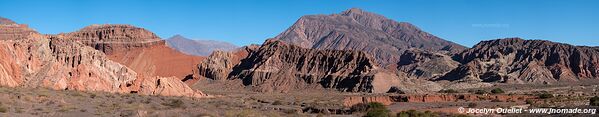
[275,8,466,67]
[438,38,599,84]
[166,35,239,56]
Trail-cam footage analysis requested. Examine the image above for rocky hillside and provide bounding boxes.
[166,35,239,56]
[0,18,207,98]
[197,39,441,93]
[0,17,38,40]
[438,38,599,84]
[63,25,204,80]
[275,8,466,67]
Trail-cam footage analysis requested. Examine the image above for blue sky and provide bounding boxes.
[1,0,598,47]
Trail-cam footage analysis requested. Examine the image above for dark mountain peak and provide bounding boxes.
[0,17,17,25]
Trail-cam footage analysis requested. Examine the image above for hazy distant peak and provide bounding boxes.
[166,35,239,56]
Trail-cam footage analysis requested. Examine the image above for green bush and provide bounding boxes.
[438,89,459,93]
[490,88,505,94]
[364,102,390,117]
[538,93,554,99]
[590,96,599,106]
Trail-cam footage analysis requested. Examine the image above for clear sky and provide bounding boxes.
[1,0,598,47]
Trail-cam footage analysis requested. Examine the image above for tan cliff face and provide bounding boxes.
[0,18,207,98]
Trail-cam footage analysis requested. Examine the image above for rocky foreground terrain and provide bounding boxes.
[1,8,599,117]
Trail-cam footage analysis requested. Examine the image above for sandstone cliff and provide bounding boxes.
[439,38,599,84]
[275,8,466,67]
[0,17,38,40]
[63,24,204,80]
[0,18,207,98]
[396,49,460,79]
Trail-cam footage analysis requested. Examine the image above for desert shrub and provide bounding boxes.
[90,94,97,98]
[474,90,487,95]
[0,106,6,113]
[397,110,438,117]
[490,88,504,94]
[525,99,534,104]
[364,102,390,117]
[272,100,283,105]
[590,96,599,106]
[162,99,185,108]
[350,103,369,112]
[387,86,405,94]
[467,102,477,108]
[438,89,459,93]
[538,93,554,99]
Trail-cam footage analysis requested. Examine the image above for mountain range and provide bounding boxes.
[1,8,598,97]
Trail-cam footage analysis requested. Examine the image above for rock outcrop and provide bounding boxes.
[0,17,38,40]
[0,18,207,98]
[166,35,239,56]
[63,24,204,80]
[439,38,599,84]
[196,46,255,80]
[396,49,460,79]
[196,39,409,93]
[275,8,466,67]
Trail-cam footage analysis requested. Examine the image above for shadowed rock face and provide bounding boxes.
[439,38,599,84]
[275,8,466,67]
[396,49,460,79]
[197,39,414,93]
[166,35,239,56]
[230,40,381,92]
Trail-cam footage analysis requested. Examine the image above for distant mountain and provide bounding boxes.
[275,8,466,67]
[166,35,239,56]
[0,17,16,24]
[438,38,599,84]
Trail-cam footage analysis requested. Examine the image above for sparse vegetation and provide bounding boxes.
[590,96,599,106]
[473,89,487,95]
[538,93,554,99]
[397,110,438,117]
[467,102,478,108]
[365,102,391,117]
[438,89,459,93]
[490,88,504,94]
[272,100,283,105]
[162,99,185,108]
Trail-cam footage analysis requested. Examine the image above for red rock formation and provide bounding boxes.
[63,24,204,80]
[440,38,599,84]
[0,18,207,98]
[0,18,38,40]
